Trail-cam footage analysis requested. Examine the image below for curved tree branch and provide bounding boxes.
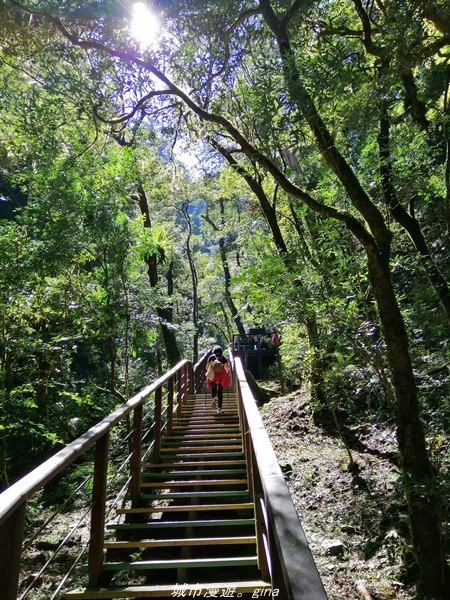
[93,89,173,125]
[352,0,383,56]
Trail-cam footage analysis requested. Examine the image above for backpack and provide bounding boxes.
[212,358,223,373]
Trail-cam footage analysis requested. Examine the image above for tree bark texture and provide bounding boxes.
[366,248,449,597]
[136,184,181,367]
[201,202,246,337]
[378,107,450,327]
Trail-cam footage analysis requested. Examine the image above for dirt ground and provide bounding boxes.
[260,391,418,600]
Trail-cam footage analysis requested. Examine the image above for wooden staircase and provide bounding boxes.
[65,392,271,598]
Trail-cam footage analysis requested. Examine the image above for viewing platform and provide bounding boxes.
[232,329,279,380]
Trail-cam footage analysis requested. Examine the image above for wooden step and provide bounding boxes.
[116,502,254,514]
[162,439,242,447]
[140,489,250,500]
[142,468,247,478]
[160,445,243,453]
[181,404,237,408]
[107,518,255,530]
[158,452,245,460]
[186,394,236,402]
[104,535,256,549]
[176,421,239,426]
[171,430,241,436]
[183,406,238,410]
[173,419,239,425]
[141,478,247,488]
[65,580,271,598]
[144,460,246,468]
[102,555,258,570]
[164,433,241,440]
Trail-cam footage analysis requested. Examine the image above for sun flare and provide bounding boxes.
[130,2,159,48]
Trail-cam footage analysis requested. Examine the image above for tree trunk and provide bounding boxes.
[213,141,327,401]
[181,201,199,364]
[137,184,181,367]
[112,134,181,367]
[201,202,246,336]
[366,246,449,597]
[378,106,450,326]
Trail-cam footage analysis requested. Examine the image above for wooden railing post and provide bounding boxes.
[181,363,187,404]
[187,361,194,394]
[251,456,271,583]
[167,376,174,436]
[193,351,210,393]
[152,387,162,463]
[176,370,182,418]
[0,503,26,600]
[130,403,143,506]
[266,507,290,598]
[88,432,109,587]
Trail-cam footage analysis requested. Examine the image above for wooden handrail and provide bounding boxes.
[0,360,190,525]
[0,360,192,600]
[232,355,327,599]
[193,350,210,393]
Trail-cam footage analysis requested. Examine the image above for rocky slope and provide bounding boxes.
[260,392,416,600]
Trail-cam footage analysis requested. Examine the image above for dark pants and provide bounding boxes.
[211,382,223,408]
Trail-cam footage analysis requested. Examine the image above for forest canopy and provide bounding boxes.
[1,0,450,596]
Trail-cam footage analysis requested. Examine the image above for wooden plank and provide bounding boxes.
[107,518,255,530]
[0,503,25,600]
[141,468,246,478]
[185,398,237,403]
[88,433,109,587]
[164,433,241,440]
[102,555,259,570]
[140,489,250,500]
[104,535,257,548]
[152,386,162,462]
[172,424,240,429]
[143,460,246,468]
[160,445,243,453]
[116,502,254,514]
[158,452,245,460]
[130,403,143,505]
[141,478,247,488]
[180,412,238,416]
[64,580,271,599]
[177,419,239,424]
[172,420,239,427]
[161,441,242,448]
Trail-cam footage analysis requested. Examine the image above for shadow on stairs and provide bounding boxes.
[64,393,272,599]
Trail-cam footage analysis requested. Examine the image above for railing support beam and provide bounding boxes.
[130,403,143,505]
[0,502,25,600]
[152,387,162,463]
[88,432,109,587]
[167,376,174,435]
